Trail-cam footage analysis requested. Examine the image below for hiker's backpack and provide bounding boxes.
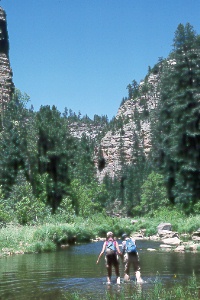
[105,240,116,255]
[125,238,137,253]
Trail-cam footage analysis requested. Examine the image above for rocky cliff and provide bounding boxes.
[68,69,161,181]
[0,7,14,112]
[0,4,159,181]
[95,72,160,181]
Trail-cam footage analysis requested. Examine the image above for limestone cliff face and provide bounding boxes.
[69,72,161,181]
[68,121,105,140]
[0,7,14,111]
[95,72,160,181]
[0,6,159,181]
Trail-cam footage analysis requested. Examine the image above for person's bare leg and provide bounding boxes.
[124,273,130,281]
[135,271,143,283]
[133,255,143,283]
[107,265,112,284]
[124,262,130,281]
[114,265,120,284]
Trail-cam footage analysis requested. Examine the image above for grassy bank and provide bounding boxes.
[0,210,199,256]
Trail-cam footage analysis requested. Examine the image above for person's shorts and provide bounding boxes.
[124,252,140,272]
[105,253,119,267]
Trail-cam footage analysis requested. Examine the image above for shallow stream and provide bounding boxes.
[0,240,199,299]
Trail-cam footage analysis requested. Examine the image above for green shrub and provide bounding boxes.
[174,215,200,234]
[96,224,112,238]
[0,225,35,253]
[54,196,75,223]
[75,226,94,243]
[139,172,169,216]
[0,187,15,224]
[28,240,56,253]
[0,200,13,224]
[33,224,77,245]
[16,196,48,225]
[145,225,157,237]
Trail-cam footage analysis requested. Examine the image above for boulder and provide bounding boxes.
[192,235,200,241]
[159,231,179,239]
[150,235,160,241]
[160,244,172,248]
[192,231,200,237]
[160,244,172,251]
[162,237,181,245]
[157,223,172,234]
[131,232,144,239]
[188,244,198,251]
[174,245,185,252]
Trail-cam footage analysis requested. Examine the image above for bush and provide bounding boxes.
[138,172,169,216]
[16,196,48,225]
[28,240,56,253]
[54,197,75,223]
[176,216,200,234]
[33,224,77,245]
[0,200,13,225]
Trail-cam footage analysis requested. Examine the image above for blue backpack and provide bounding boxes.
[125,238,137,253]
[105,240,116,255]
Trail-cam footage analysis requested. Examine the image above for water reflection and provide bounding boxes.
[0,240,199,299]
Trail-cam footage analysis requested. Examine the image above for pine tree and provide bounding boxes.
[36,105,76,213]
[158,23,200,211]
[71,134,96,185]
[0,91,31,196]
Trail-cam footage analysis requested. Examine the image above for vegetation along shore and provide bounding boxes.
[0,210,199,257]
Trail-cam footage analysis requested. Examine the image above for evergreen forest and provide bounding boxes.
[0,23,200,227]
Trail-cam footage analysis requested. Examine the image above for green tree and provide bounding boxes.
[158,23,200,211]
[36,105,76,213]
[70,134,96,185]
[69,179,107,217]
[0,91,31,195]
[138,172,168,216]
[122,155,151,216]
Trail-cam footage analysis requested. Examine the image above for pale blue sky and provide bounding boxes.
[1,0,200,119]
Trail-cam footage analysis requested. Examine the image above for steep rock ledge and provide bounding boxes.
[95,72,160,181]
[0,6,14,111]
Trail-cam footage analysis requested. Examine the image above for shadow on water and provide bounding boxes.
[0,240,199,299]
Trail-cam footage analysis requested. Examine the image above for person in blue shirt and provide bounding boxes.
[121,233,143,283]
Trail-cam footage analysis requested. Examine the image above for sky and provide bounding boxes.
[1,0,200,120]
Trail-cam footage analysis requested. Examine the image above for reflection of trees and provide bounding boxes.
[140,250,198,278]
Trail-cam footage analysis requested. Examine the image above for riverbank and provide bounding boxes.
[0,213,199,257]
[1,238,199,300]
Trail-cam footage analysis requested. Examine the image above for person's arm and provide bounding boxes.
[131,237,136,247]
[131,237,136,244]
[96,242,106,264]
[115,241,123,256]
[122,241,126,255]
[131,237,138,255]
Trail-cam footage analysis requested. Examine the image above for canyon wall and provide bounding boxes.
[0,7,14,112]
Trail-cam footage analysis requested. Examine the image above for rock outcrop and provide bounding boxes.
[0,6,14,112]
[68,121,105,140]
[95,72,160,181]
[66,70,160,181]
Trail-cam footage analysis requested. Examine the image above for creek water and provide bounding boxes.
[0,240,199,299]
